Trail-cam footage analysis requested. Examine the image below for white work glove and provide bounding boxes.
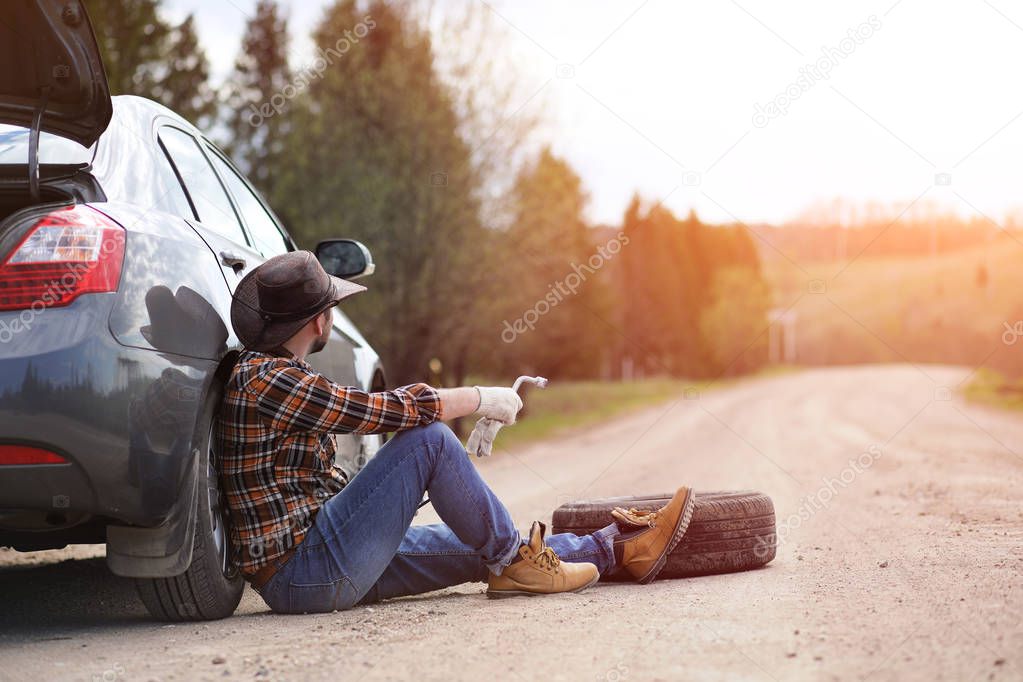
[466,417,503,457]
[473,386,523,425]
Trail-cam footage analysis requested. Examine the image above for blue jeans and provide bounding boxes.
[255,422,619,614]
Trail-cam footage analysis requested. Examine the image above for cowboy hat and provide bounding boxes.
[230,251,365,352]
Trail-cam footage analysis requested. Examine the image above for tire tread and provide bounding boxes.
[134,390,244,621]
[552,490,776,579]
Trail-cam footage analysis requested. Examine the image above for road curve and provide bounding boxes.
[1,365,1021,681]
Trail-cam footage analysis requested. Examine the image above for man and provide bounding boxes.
[218,251,695,613]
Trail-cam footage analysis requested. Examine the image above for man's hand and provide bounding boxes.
[474,386,523,424]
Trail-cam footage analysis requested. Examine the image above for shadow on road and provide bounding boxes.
[0,552,490,648]
[0,557,149,638]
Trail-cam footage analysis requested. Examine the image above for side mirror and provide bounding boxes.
[314,239,376,280]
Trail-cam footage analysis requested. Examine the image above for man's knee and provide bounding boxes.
[421,422,467,465]
[422,420,456,441]
[395,420,457,449]
[378,422,463,471]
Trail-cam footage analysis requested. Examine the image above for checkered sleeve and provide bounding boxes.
[251,365,443,435]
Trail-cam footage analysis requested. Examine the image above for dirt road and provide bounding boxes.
[2,365,1021,681]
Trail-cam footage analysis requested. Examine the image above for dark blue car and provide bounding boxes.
[0,0,386,620]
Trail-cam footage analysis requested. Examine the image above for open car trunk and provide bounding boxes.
[0,0,112,148]
[0,164,104,226]
[0,184,70,222]
[0,0,112,226]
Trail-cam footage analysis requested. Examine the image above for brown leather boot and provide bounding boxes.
[611,486,695,584]
[487,521,599,598]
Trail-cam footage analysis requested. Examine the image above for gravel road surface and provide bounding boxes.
[1,365,1020,681]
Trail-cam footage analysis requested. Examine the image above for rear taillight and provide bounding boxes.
[0,205,125,311]
[0,444,68,465]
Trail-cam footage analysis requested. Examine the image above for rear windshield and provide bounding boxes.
[0,124,91,165]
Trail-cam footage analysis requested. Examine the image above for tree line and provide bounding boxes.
[89,0,770,386]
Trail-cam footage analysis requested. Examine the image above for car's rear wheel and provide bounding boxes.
[135,396,243,621]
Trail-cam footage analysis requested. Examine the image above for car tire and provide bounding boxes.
[135,392,244,621]
[552,490,776,579]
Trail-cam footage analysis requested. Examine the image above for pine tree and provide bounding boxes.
[272,0,487,386]
[154,14,218,127]
[83,1,216,128]
[83,0,170,96]
[497,147,611,378]
[221,0,291,195]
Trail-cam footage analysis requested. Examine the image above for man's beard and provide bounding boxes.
[309,323,330,354]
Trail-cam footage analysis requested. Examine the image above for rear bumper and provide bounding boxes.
[0,296,213,532]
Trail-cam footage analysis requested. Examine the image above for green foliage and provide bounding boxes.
[618,199,767,378]
[84,0,169,96]
[152,14,217,127]
[620,199,706,376]
[84,0,216,127]
[699,266,771,375]
[490,147,613,379]
[271,0,486,386]
[964,367,1023,411]
[221,0,291,196]
[495,378,696,449]
[83,0,773,386]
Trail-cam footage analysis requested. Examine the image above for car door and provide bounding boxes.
[155,125,261,299]
[199,145,361,383]
[198,144,370,475]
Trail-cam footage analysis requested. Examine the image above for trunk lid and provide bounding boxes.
[0,0,112,148]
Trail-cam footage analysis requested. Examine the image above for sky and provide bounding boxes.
[163,0,1023,228]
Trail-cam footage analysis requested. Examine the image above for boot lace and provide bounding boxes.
[535,543,561,572]
[612,506,659,527]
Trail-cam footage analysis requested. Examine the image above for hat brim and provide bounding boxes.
[231,271,366,352]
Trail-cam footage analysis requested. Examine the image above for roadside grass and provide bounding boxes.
[470,368,797,450]
[496,378,691,449]
[963,367,1023,411]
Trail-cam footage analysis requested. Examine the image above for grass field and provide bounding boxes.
[489,378,694,450]
[760,231,1023,373]
[467,231,1023,450]
[963,367,1023,411]
[476,369,797,450]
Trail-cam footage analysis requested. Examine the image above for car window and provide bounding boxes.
[1,122,194,219]
[152,139,197,219]
[0,124,90,164]
[157,127,247,244]
[207,150,291,258]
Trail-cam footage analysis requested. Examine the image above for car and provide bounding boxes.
[0,0,387,621]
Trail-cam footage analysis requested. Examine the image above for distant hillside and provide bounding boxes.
[750,220,1006,264]
[759,230,1023,379]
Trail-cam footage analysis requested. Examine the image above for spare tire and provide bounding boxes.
[552,490,776,579]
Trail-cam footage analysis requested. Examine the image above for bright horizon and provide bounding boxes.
[165,0,1023,229]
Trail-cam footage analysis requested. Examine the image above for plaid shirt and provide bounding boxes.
[217,350,443,575]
